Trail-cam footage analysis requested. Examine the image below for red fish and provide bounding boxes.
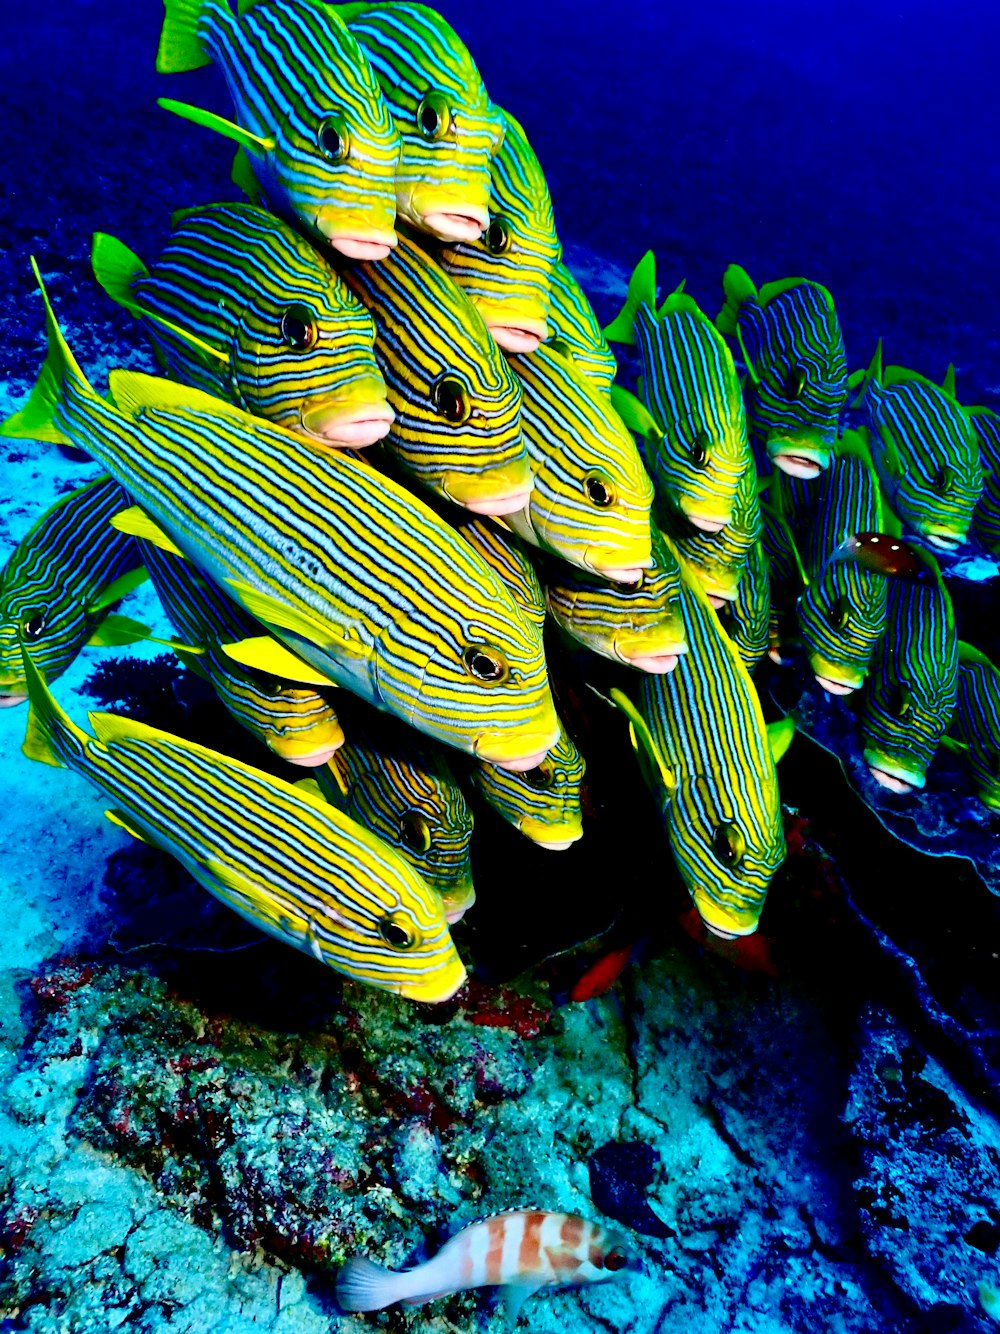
[569,944,639,1001]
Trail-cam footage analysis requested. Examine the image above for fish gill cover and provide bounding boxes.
[0,2,999,1332]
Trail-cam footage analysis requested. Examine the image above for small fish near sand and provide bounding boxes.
[336,1209,638,1328]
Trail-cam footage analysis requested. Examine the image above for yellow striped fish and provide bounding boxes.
[606,252,752,533]
[3,261,559,772]
[969,407,1000,554]
[335,234,531,513]
[308,700,474,921]
[156,0,401,259]
[92,206,393,449]
[435,107,561,353]
[20,645,464,1002]
[340,2,504,242]
[546,260,617,394]
[950,642,1000,810]
[542,529,687,673]
[860,548,957,793]
[0,476,147,706]
[470,724,584,850]
[503,344,654,583]
[716,538,770,675]
[138,540,344,767]
[658,463,762,608]
[451,514,546,632]
[716,265,848,478]
[612,536,787,937]
[852,346,983,551]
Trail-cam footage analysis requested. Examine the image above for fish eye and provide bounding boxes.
[690,432,710,468]
[463,645,509,684]
[486,217,511,255]
[416,90,451,141]
[547,338,574,359]
[585,473,616,508]
[318,115,350,163]
[932,465,953,495]
[782,365,807,400]
[21,612,47,641]
[399,811,432,854]
[604,1247,629,1273]
[280,304,318,352]
[432,374,472,425]
[378,913,418,950]
[712,821,745,867]
[826,595,850,630]
[522,763,554,790]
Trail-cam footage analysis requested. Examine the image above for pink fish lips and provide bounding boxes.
[299,398,395,449]
[320,226,399,263]
[420,205,489,242]
[0,688,28,708]
[488,315,550,355]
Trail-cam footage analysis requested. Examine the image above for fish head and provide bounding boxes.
[370,561,559,771]
[227,671,346,768]
[266,78,401,260]
[666,769,785,939]
[582,1224,643,1283]
[763,425,835,479]
[348,882,467,1003]
[796,563,888,695]
[516,347,655,579]
[648,402,748,534]
[0,587,88,703]
[861,642,958,794]
[472,728,585,848]
[546,266,618,394]
[232,265,393,448]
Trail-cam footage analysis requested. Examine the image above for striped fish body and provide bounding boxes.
[451,514,546,631]
[632,538,785,936]
[545,260,617,394]
[470,723,584,849]
[717,268,847,479]
[717,538,770,674]
[157,0,401,258]
[341,3,504,243]
[795,448,887,692]
[335,234,532,514]
[336,1210,635,1320]
[542,528,687,673]
[759,494,805,663]
[503,344,654,583]
[861,564,958,792]
[435,107,561,354]
[94,205,391,450]
[139,541,344,767]
[860,358,982,550]
[952,647,1000,809]
[4,285,559,772]
[658,462,761,608]
[22,655,464,1002]
[0,476,143,705]
[970,408,1000,554]
[313,699,474,920]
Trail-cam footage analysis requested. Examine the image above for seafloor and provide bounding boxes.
[2,3,1000,1332]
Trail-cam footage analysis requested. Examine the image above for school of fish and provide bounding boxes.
[2,1,998,1324]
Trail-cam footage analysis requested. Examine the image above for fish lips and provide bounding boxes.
[583,545,655,586]
[441,467,534,517]
[488,316,550,355]
[415,204,490,242]
[517,816,584,850]
[299,398,395,449]
[474,725,560,773]
[680,504,733,534]
[693,898,759,939]
[919,527,966,552]
[318,224,399,262]
[269,728,346,768]
[766,436,831,479]
[863,748,926,793]
[613,632,688,675]
[0,689,28,708]
[810,657,864,696]
[400,957,468,1004]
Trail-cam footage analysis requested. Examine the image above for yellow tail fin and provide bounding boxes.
[156,0,212,73]
[19,640,87,768]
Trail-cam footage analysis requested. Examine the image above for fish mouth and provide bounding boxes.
[299,397,395,449]
[811,656,864,696]
[863,749,925,793]
[707,591,736,610]
[613,634,688,675]
[418,206,490,242]
[583,547,655,585]
[442,468,534,517]
[319,225,399,262]
[0,690,27,708]
[272,731,346,768]
[693,898,758,939]
[767,437,830,479]
[682,509,732,534]
[517,817,584,850]
[814,674,856,696]
[487,317,550,355]
[399,958,468,1004]
[920,529,965,552]
[474,725,560,773]
[442,883,477,925]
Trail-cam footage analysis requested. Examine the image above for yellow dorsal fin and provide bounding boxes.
[757,277,807,306]
[110,506,186,558]
[220,635,339,687]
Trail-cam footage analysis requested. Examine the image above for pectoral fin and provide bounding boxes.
[156,98,276,154]
[86,613,153,647]
[104,808,152,843]
[502,1281,544,1329]
[224,580,366,660]
[609,385,663,443]
[609,686,676,796]
[110,506,186,558]
[766,717,795,763]
[220,634,338,687]
[87,566,150,614]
